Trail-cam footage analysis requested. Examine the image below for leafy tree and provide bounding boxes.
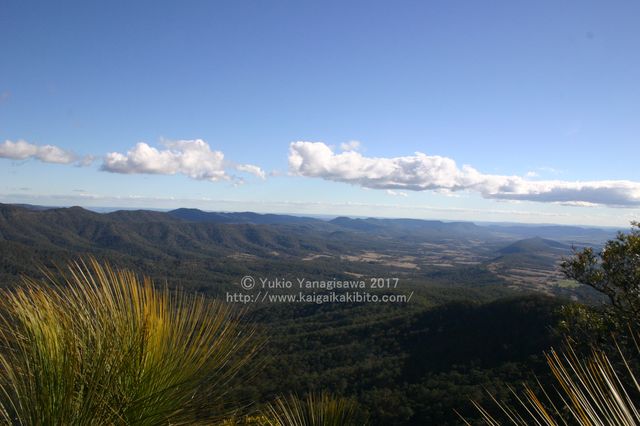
[561,222,640,326]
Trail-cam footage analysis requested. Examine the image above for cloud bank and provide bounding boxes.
[101,139,265,182]
[288,141,640,207]
[0,140,80,164]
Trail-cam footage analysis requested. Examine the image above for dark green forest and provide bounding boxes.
[0,203,623,424]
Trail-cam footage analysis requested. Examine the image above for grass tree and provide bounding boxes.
[0,259,257,425]
[467,338,640,425]
[265,392,366,426]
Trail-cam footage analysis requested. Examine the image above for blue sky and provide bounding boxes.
[1,0,639,226]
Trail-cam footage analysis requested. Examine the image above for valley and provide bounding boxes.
[0,202,619,424]
[0,203,615,302]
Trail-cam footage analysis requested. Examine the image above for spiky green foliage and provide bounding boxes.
[265,392,365,426]
[468,338,640,425]
[219,414,274,425]
[0,259,257,425]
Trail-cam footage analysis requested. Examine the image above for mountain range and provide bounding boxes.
[0,202,617,298]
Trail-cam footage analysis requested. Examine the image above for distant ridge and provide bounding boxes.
[167,208,322,225]
[330,217,384,231]
[0,202,619,296]
[0,203,338,261]
[329,216,490,239]
[498,237,571,255]
[7,203,56,211]
[485,224,615,244]
[0,203,616,246]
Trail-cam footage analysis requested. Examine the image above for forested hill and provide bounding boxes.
[0,203,332,257]
[0,203,615,300]
[167,207,324,225]
[243,294,565,425]
[0,202,612,424]
[0,203,616,244]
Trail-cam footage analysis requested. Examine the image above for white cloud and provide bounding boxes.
[556,201,599,208]
[340,140,361,152]
[102,139,265,182]
[37,145,77,164]
[102,140,226,180]
[386,190,408,197]
[288,141,640,207]
[235,164,266,180]
[0,140,78,164]
[78,155,96,167]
